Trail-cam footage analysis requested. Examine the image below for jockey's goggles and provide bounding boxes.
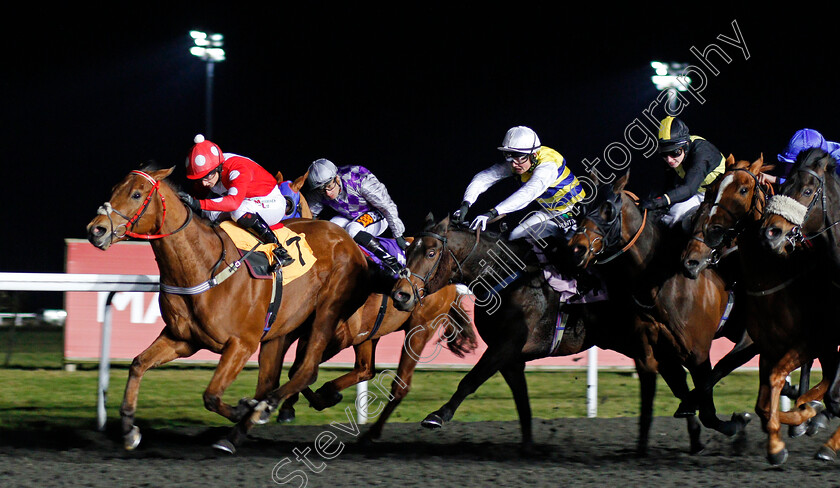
[660,147,684,159]
[320,177,340,194]
[504,151,530,162]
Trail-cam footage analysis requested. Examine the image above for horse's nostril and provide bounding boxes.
[765,227,781,240]
[391,291,410,303]
[685,259,699,269]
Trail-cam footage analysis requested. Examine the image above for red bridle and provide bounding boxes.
[98,170,189,241]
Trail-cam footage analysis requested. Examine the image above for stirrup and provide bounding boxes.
[273,248,295,267]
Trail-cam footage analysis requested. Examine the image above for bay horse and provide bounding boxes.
[701,154,840,464]
[86,164,371,451]
[567,172,750,439]
[391,212,707,455]
[273,283,478,444]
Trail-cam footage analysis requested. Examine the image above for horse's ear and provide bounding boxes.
[612,171,629,194]
[424,212,436,231]
[153,167,175,181]
[435,214,451,233]
[275,170,285,183]
[726,154,736,167]
[291,170,309,193]
[749,156,765,175]
[589,170,600,186]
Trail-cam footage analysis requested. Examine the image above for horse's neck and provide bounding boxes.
[150,213,227,284]
[456,233,534,283]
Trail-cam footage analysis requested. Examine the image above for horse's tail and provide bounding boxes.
[440,292,479,358]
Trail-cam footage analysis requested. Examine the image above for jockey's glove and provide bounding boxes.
[452,201,470,224]
[470,208,499,231]
[396,236,409,250]
[178,191,203,214]
[640,194,670,210]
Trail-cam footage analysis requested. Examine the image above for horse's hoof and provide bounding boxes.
[312,384,343,411]
[673,401,697,418]
[807,411,831,436]
[421,413,444,429]
[250,400,272,425]
[767,447,789,466]
[211,439,236,454]
[689,442,706,455]
[789,422,807,438]
[277,408,295,423]
[815,445,837,462]
[123,425,141,451]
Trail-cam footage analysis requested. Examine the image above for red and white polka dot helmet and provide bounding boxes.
[185,134,223,179]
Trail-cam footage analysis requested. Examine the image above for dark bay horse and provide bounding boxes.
[568,172,750,439]
[701,155,840,464]
[86,165,370,451]
[391,213,706,455]
[274,283,478,443]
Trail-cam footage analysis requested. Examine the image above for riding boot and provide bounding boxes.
[236,213,295,268]
[354,231,403,276]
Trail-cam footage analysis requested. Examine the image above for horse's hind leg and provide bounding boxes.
[120,331,196,450]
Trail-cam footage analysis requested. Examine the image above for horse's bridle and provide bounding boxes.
[708,168,771,247]
[780,166,840,245]
[96,170,248,295]
[398,226,479,304]
[575,191,647,265]
[97,170,192,242]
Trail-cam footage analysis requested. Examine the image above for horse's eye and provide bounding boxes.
[426,249,436,259]
[804,188,813,197]
[132,191,143,199]
[739,186,749,196]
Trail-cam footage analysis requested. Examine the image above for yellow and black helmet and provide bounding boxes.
[657,116,690,153]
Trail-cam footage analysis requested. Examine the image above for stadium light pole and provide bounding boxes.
[190,30,226,139]
[650,61,690,107]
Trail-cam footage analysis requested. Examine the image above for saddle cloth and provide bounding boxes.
[219,221,317,285]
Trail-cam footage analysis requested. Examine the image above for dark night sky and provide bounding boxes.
[3,4,837,309]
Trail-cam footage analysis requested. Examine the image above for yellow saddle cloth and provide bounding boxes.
[219,221,317,285]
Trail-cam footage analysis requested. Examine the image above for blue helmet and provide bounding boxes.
[778,128,829,163]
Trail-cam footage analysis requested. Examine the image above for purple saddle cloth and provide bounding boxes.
[359,237,406,273]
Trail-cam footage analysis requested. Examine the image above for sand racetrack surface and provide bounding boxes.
[1,416,839,487]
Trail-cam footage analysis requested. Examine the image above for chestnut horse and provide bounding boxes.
[86,164,370,451]
[701,154,840,464]
[391,213,708,455]
[273,283,477,442]
[568,172,750,439]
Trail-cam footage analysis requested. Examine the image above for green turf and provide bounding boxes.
[0,325,776,430]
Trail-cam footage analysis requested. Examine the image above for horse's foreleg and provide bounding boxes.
[120,331,196,450]
[311,339,378,411]
[362,325,431,443]
[635,365,656,456]
[764,351,806,465]
[499,360,533,451]
[422,341,521,430]
[690,358,749,437]
[202,337,259,422]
